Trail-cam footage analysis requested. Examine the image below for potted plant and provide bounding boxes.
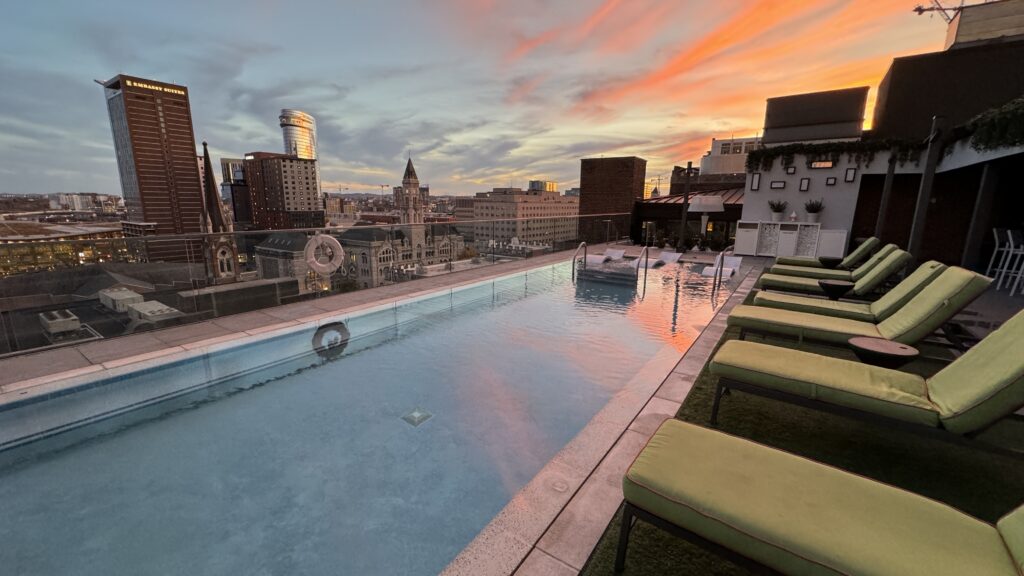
[804,198,824,223]
[768,199,788,222]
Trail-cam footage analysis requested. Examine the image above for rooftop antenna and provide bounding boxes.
[912,0,967,23]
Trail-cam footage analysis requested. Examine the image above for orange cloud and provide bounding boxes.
[577,0,829,110]
[505,0,626,64]
[597,1,677,54]
[649,133,717,164]
[506,28,563,65]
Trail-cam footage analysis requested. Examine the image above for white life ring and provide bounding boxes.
[305,234,345,276]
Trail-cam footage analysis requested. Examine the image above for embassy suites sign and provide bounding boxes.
[125,79,186,96]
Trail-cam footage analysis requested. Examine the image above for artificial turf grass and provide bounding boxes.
[580,326,1024,576]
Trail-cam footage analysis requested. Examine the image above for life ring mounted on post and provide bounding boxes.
[305,234,345,276]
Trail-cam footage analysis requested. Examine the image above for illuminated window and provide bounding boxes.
[810,161,834,169]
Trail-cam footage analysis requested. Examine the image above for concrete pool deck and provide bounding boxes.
[442,256,764,576]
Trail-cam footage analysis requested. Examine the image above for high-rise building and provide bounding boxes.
[242,152,325,230]
[528,180,558,193]
[578,156,646,242]
[279,109,321,209]
[99,74,205,262]
[220,158,251,227]
[279,109,318,159]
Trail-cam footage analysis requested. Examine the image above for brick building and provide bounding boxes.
[578,156,646,243]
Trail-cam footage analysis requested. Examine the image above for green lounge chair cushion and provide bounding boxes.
[998,506,1024,573]
[868,260,946,319]
[840,235,881,268]
[623,420,1016,576]
[728,304,881,344]
[773,237,880,269]
[876,267,992,343]
[752,260,947,322]
[711,340,939,425]
[850,249,910,295]
[753,291,876,321]
[767,243,896,281]
[774,255,823,268]
[927,309,1024,434]
[768,264,853,280]
[756,273,828,295]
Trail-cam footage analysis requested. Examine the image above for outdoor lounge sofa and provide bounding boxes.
[729,267,991,346]
[752,260,946,322]
[708,308,1024,445]
[617,419,1024,575]
[774,236,880,269]
[766,242,897,280]
[757,248,911,297]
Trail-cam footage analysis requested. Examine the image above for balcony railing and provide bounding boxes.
[0,213,631,359]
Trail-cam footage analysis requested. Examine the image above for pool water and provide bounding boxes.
[0,261,737,575]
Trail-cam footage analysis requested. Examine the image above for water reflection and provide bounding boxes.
[573,278,637,308]
[571,262,737,352]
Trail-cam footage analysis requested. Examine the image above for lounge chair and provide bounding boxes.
[584,248,627,267]
[701,255,742,277]
[709,308,1024,446]
[637,250,682,269]
[774,236,880,269]
[766,243,897,280]
[730,267,990,346]
[753,260,946,322]
[757,248,912,297]
[617,419,1024,574]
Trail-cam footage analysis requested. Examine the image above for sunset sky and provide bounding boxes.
[1,0,947,196]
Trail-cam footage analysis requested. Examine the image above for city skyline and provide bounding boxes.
[2,0,944,196]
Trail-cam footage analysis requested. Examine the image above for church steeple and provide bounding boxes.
[403,157,418,184]
[201,141,231,234]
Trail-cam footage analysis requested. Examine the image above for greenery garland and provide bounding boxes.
[961,95,1024,152]
[745,139,924,172]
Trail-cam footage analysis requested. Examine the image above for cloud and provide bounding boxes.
[575,0,834,112]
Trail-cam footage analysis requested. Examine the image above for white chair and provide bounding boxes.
[604,248,626,261]
[637,251,682,269]
[996,230,1024,291]
[985,228,1010,276]
[1011,254,1024,296]
[702,255,743,277]
[584,248,628,268]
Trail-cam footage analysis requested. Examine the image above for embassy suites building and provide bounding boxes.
[100,74,205,262]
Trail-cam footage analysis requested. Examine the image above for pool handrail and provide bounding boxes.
[571,241,587,282]
[712,244,735,301]
[638,246,650,299]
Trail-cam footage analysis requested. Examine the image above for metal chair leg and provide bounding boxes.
[615,503,635,573]
[710,381,727,426]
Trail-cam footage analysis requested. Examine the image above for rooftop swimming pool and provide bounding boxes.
[0,259,740,575]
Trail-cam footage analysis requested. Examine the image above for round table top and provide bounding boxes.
[818,257,844,269]
[848,337,919,357]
